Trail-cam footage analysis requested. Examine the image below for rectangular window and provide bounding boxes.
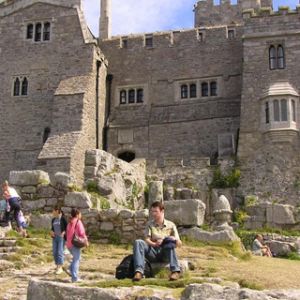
[137,89,144,103]
[274,100,280,121]
[281,99,288,121]
[265,102,270,124]
[190,84,197,98]
[201,82,208,97]
[35,23,42,42]
[128,89,135,103]
[145,35,153,48]
[121,37,128,48]
[228,29,235,40]
[292,100,296,122]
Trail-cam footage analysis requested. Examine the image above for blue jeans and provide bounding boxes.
[133,239,180,274]
[69,246,81,282]
[52,236,64,265]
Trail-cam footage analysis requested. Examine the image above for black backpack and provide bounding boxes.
[115,254,153,279]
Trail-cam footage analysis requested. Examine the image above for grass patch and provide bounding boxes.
[238,279,264,290]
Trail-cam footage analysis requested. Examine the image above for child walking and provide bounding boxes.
[51,206,68,275]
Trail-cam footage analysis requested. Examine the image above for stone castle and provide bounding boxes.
[1,0,300,204]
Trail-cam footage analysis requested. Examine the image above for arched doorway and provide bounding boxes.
[118,151,135,163]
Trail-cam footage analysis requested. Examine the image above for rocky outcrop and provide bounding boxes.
[27,280,300,300]
[84,150,146,209]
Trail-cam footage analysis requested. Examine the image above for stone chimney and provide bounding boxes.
[99,0,111,40]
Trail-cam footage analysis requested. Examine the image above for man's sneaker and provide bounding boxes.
[132,271,143,282]
[55,267,63,275]
[169,271,180,281]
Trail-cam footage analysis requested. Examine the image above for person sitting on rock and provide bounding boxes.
[132,201,182,282]
[252,234,272,257]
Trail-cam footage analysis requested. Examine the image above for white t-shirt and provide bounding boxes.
[7,187,20,198]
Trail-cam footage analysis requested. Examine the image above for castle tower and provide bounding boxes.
[99,0,111,40]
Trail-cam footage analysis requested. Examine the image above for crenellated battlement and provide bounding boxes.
[100,25,243,51]
[194,0,273,27]
[0,0,81,16]
[242,5,300,19]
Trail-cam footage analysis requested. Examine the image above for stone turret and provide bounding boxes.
[99,0,111,40]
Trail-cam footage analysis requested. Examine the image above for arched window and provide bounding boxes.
[269,46,276,70]
[210,81,217,96]
[21,77,28,96]
[120,90,126,104]
[181,84,188,99]
[43,22,51,41]
[292,99,296,122]
[26,24,33,39]
[274,99,280,121]
[265,101,270,124]
[35,23,42,42]
[118,151,135,162]
[43,127,51,144]
[280,99,288,121]
[277,45,285,69]
[128,89,135,103]
[190,84,197,98]
[13,78,20,96]
[201,82,208,97]
[137,89,144,103]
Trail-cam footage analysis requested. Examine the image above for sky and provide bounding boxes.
[82,0,299,37]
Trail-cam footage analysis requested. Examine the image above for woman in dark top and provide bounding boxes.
[51,206,67,275]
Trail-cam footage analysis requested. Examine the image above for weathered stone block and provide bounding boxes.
[23,199,46,210]
[30,214,52,229]
[148,181,163,206]
[21,186,37,194]
[100,222,114,231]
[135,209,149,219]
[46,198,58,207]
[84,166,97,178]
[53,172,74,188]
[267,204,296,225]
[9,170,50,186]
[99,209,120,221]
[85,150,101,166]
[180,227,240,243]
[164,199,206,226]
[64,192,92,209]
[119,209,134,219]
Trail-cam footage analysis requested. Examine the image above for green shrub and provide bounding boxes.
[209,166,240,189]
[233,209,249,227]
[86,181,99,193]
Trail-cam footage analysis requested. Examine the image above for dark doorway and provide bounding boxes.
[118,151,135,163]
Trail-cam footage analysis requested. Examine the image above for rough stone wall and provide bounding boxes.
[238,9,300,204]
[0,1,106,184]
[100,26,242,161]
[194,0,242,27]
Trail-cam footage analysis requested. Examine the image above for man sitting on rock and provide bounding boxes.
[132,201,182,281]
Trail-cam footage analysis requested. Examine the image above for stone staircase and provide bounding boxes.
[0,238,18,259]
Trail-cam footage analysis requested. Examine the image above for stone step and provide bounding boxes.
[0,239,17,247]
[0,246,18,253]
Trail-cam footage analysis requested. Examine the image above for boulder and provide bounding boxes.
[9,170,50,186]
[52,172,75,188]
[30,214,52,229]
[148,181,163,206]
[266,240,296,257]
[27,279,177,300]
[267,204,296,225]
[85,150,101,167]
[164,199,206,226]
[180,227,240,243]
[64,192,92,209]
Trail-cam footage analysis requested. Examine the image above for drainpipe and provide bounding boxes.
[103,74,113,151]
[95,60,101,149]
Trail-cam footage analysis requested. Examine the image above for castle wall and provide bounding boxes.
[0,2,106,183]
[238,9,300,204]
[100,26,243,161]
